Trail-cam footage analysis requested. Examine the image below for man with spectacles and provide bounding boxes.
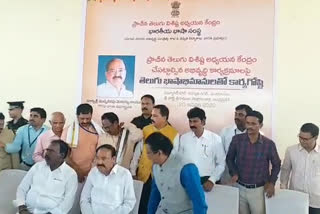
[179,107,225,192]
[280,123,320,214]
[97,58,133,97]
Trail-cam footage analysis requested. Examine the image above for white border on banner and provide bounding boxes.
[272,0,278,141]
[76,0,88,107]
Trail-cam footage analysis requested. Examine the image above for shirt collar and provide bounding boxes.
[298,143,319,153]
[106,80,127,91]
[46,161,66,173]
[152,123,170,131]
[246,133,264,144]
[160,152,175,170]
[48,129,59,137]
[191,129,210,140]
[232,124,246,134]
[110,164,119,175]
[140,114,151,119]
[29,124,46,131]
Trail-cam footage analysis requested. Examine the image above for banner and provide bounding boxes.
[81,0,275,136]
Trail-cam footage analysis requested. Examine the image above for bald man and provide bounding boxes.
[97,58,133,98]
[33,112,66,162]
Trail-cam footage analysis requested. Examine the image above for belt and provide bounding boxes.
[21,160,33,167]
[238,181,265,189]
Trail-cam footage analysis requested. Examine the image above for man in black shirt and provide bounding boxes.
[7,101,28,134]
[131,95,155,129]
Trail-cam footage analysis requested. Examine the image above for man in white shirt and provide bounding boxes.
[280,123,320,214]
[220,104,252,184]
[80,144,136,214]
[14,139,78,214]
[180,107,225,192]
[97,58,133,98]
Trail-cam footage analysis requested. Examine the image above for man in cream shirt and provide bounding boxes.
[80,144,136,214]
[280,123,320,214]
[14,139,77,214]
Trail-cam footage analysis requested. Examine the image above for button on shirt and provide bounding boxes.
[280,144,320,208]
[97,81,133,98]
[80,165,136,214]
[14,161,78,214]
[5,124,48,165]
[180,129,226,183]
[33,130,60,163]
[220,125,245,153]
[226,133,281,185]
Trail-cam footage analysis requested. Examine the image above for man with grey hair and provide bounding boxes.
[33,112,66,162]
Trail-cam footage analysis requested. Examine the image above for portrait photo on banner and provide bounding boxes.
[96,55,135,98]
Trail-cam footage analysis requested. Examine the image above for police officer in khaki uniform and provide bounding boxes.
[7,101,28,134]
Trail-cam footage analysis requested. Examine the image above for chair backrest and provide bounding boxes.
[130,179,144,214]
[265,189,309,214]
[0,169,27,214]
[205,184,239,214]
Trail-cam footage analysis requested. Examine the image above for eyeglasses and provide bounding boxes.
[298,135,314,142]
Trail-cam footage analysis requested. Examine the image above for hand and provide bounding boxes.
[0,142,6,148]
[231,175,239,183]
[119,122,125,128]
[264,182,275,198]
[202,180,214,192]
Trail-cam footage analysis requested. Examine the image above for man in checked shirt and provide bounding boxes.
[226,110,281,214]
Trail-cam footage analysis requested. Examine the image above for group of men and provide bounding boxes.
[0,96,319,214]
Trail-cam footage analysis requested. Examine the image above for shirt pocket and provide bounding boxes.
[47,177,66,197]
[312,158,320,177]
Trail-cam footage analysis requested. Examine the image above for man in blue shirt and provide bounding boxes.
[0,107,48,170]
[146,132,208,214]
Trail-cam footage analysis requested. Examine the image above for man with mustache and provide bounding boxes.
[6,101,28,134]
[61,103,103,182]
[98,112,143,169]
[226,110,281,214]
[131,94,155,129]
[33,112,66,162]
[130,104,180,214]
[0,108,48,170]
[97,58,133,98]
[220,104,252,184]
[14,140,78,214]
[61,103,104,214]
[80,144,136,214]
[180,107,225,192]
